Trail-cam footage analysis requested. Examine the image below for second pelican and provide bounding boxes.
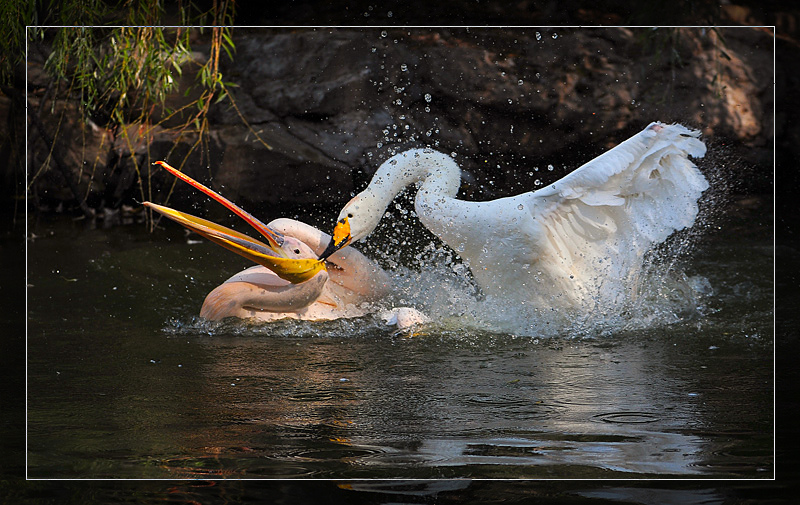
[199,218,391,321]
[144,162,394,323]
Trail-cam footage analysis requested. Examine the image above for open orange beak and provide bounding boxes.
[145,161,324,284]
[319,217,351,261]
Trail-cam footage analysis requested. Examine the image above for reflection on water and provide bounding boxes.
[26,210,773,479]
[571,487,727,505]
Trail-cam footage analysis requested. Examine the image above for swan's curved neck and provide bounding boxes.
[363,148,461,209]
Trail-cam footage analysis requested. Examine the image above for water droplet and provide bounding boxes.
[518,79,523,85]
[547,164,554,171]
[380,31,387,38]
[552,32,558,39]
[400,63,408,71]
[517,204,524,210]
[371,47,376,52]
[535,179,542,185]
[424,93,432,102]
[536,32,542,41]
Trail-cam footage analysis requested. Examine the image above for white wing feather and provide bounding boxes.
[518,122,707,306]
[417,122,708,309]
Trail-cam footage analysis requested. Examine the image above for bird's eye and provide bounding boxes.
[294,249,300,254]
[347,213,353,218]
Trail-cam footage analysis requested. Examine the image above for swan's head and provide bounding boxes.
[319,193,380,260]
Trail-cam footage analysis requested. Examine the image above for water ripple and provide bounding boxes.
[591,412,661,424]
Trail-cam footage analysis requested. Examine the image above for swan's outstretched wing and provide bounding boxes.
[414,122,707,307]
[513,122,708,305]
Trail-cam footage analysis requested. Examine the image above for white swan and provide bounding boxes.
[320,122,708,311]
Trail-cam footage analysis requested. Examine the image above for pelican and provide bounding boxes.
[320,122,709,311]
[144,162,416,325]
[198,218,392,322]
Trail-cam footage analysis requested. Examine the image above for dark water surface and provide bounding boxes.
[26,207,773,480]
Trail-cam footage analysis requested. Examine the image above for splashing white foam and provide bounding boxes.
[368,234,711,338]
[161,227,711,340]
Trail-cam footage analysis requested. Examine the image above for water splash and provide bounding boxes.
[162,312,398,339]
[372,225,713,338]
[162,229,712,340]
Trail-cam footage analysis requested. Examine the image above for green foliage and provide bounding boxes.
[46,26,189,122]
[9,1,258,218]
[5,0,237,129]
[0,0,37,86]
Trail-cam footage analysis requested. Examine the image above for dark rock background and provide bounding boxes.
[23,26,775,228]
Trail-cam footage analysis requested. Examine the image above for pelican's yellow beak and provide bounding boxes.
[319,217,351,261]
[144,202,325,283]
[152,161,286,250]
[146,161,325,284]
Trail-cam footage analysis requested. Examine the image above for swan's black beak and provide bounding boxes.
[319,217,351,260]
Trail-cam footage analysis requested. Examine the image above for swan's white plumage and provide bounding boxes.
[338,122,708,311]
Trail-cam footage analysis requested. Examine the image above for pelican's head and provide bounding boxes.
[281,234,318,260]
[145,160,325,284]
[145,201,326,283]
[319,193,380,260]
